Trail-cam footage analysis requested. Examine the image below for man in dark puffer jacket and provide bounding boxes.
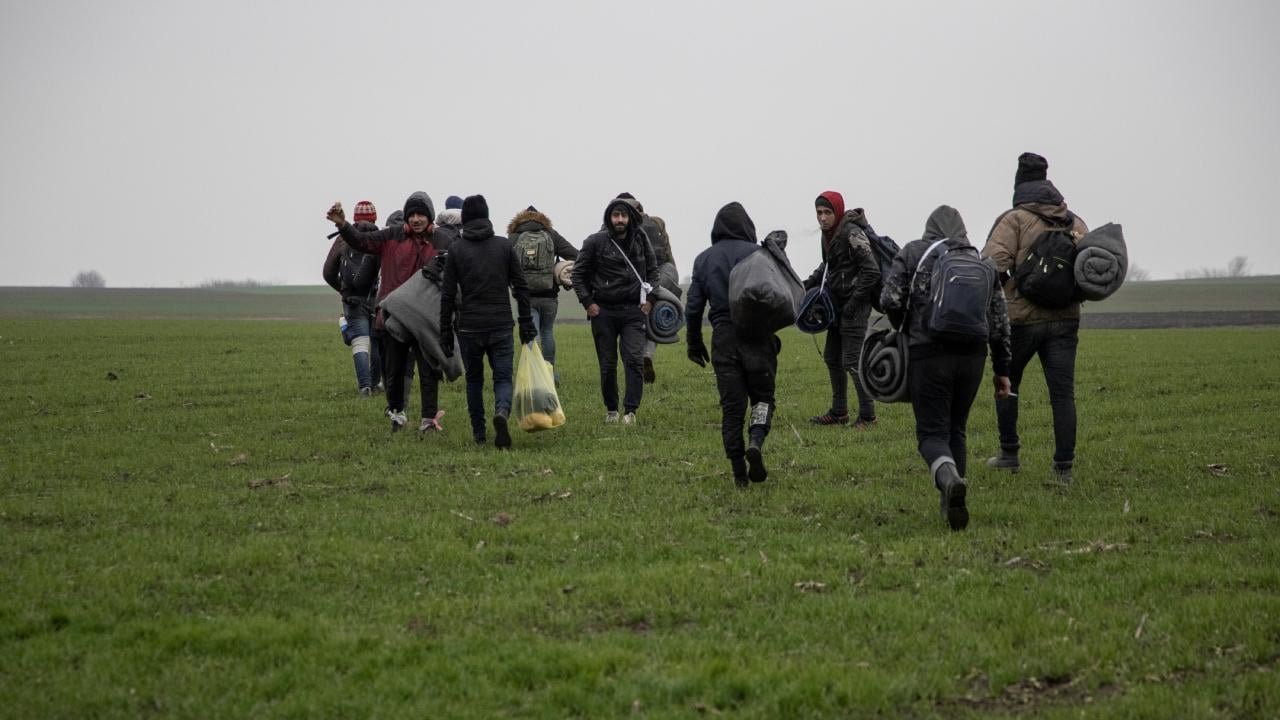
[572,196,660,425]
[804,191,882,428]
[686,202,780,488]
[440,195,537,448]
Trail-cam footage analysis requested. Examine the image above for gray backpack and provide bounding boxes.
[514,229,556,292]
[916,239,995,343]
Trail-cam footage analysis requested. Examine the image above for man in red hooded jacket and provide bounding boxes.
[803,191,882,428]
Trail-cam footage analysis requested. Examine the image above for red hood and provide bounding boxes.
[818,190,846,245]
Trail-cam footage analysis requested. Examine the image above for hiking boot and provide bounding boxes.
[986,449,1021,473]
[851,416,877,430]
[389,410,407,433]
[493,414,511,449]
[622,412,637,426]
[605,410,620,424]
[934,461,969,531]
[1052,462,1073,485]
[642,356,656,384]
[745,443,768,484]
[731,457,749,489]
[473,433,486,445]
[809,410,849,426]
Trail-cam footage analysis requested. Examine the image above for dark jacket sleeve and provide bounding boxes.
[552,230,579,261]
[987,279,1012,376]
[440,250,459,337]
[642,234,660,303]
[323,239,343,292]
[508,245,533,320]
[879,248,912,330]
[572,236,597,308]
[850,234,881,304]
[338,222,395,255]
[684,255,708,340]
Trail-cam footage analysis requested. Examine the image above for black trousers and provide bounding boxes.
[908,346,986,478]
[590,305,647,413]
[382,334,439,419]
[823,300,876,420]
[995,319,1079,465]
[712,325,778,461]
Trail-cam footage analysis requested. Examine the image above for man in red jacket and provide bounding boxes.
[326,192,453,432]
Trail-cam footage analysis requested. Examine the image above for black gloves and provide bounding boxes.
[687,333,710,367]
[518,316,538,346]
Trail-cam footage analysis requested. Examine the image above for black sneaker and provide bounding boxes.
[745,444,768,483]
[809,410,849,426]
[734,475,749,489]
[493,415,511,449]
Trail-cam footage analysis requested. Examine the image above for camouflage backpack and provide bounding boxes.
[514,229,557,292]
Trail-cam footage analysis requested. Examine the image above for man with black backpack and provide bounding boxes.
[507,206,578,384]
[572,196,660,425]
[803,191,882,429]
[981,153,1089,484]
[323,200,382,395]
[880,206,1012,530]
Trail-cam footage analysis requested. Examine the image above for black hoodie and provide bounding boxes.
[571,199,660,309]
[440,217,532,335]
[686,202,761,334]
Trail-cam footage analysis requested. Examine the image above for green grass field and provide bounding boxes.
[2,313,1278,718]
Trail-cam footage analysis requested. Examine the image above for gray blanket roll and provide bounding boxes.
[379,265,464,381]
[858,316,910,404]
[1074,222,1127,301]
[647,285,685,344]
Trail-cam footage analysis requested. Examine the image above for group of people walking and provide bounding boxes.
[321,152,1089,531]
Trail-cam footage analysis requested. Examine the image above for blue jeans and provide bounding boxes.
[343,300,380,391]
[457,329,515,440]
[995,319,1079,465]
[528,296,560,371]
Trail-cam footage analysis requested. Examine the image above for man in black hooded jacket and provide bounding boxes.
[440,195,537,448]
[572,196,660,424]
[686,202,780,488]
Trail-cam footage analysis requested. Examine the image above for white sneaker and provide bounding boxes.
[390,411,407,432]
[604,411,620,424]
[622,412,637,425]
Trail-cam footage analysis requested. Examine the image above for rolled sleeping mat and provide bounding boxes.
[858,316,910,404]
[647,285,684,344]
[795,286,835,334]
[1074,223,1127,301]
[553,260,575,289]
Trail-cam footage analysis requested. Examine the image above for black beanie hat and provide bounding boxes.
[1015,152,1049,186]
[815,195,835,211]
[403,194,432,221]
[461,194,489,224]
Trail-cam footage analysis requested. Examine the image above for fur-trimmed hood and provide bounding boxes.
[507,208,554,235]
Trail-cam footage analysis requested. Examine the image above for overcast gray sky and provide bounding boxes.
[2,0,1277,287]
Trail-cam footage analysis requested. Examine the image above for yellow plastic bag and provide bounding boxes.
[513,340,566,432]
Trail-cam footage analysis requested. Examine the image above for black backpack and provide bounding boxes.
[865,228,900,313]
[1013,212,1079,309]
[916,240,995,343]
[339,245,379,295]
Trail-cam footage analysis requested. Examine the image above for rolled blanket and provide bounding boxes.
[858,316,910,403]
[379,264,464,381]
[1074,223,1127,301]
[553,260,575,289]
[647,285,684,344]
[795,286,835,334]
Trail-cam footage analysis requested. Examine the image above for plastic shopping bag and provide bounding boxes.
[513,340,566,432]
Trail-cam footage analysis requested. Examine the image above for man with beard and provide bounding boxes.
[804,191,882,429]
[572,196,660,425]
[326,192,452,432]
[686,202,779,488]
[614,192,677,385]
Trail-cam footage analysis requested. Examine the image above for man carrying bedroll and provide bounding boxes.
[980,152,1089,484]
[804,191,882,428]
[572,196,660,425]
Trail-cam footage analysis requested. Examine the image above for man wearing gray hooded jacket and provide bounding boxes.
[880,205,1012,530]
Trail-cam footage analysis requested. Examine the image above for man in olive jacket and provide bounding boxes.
[981,152,1090,483]
[804,191,882,428]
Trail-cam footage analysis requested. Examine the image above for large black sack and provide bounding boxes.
[728,232,804,339]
